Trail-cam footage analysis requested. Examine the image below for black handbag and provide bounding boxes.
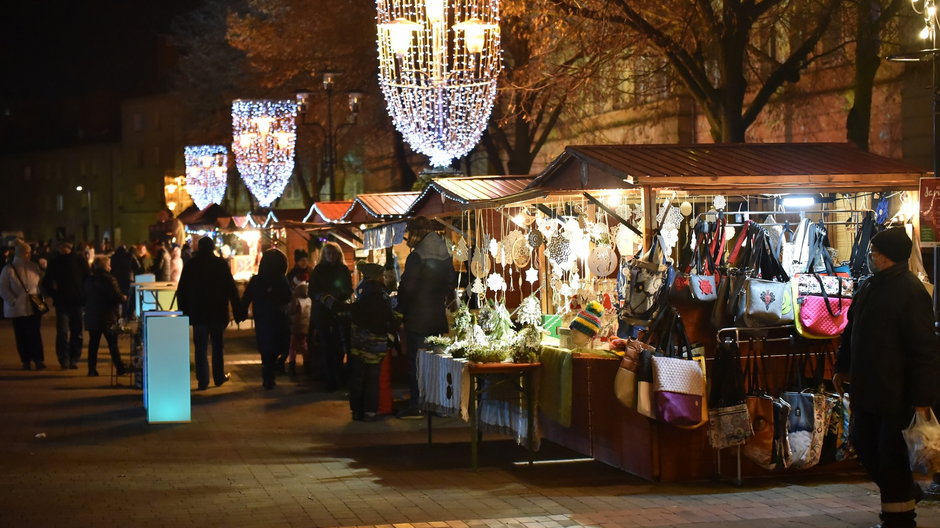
[12,265,48,315]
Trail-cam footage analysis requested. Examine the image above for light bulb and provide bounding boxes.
[928,5,936,18]
[238,133,255,148]
[274,132,295,150]
[381,18,420,56]
[425,0,445,24]
[252,117,274,135]
[453,18,497,54]
[921,25,932,40]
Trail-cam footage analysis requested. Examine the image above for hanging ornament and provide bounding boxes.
[661,225,680,253]
[511,237,530,268]
[569,272,581,292]
[486,273,506,292]
[525,267,539,284]
[453,237,469,262]
[679,201,693,217]
[470,277,486,295]
[714,195,727,211]
[488,237,499,258]
[562,218,581,241]
[590,220,608,242]
[527,226,544,249]
[725,225,736,241]
[547,234,572,268]
[184,145,228,209]
[470,248,491,277]
[231,99,298,207]
[615,225,635,256]
[588,244,618,277]
[537,216,559,238]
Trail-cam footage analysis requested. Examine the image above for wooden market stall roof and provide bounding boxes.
[341,191,420,224]
[303,201,353,224]
[528,143,930,193]
[407,175,543,217]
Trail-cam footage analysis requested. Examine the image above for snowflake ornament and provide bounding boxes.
[525,267,539,284]
[486,273,507,292]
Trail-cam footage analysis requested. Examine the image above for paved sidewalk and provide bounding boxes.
[1,318,938,528]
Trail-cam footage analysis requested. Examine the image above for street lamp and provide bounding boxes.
[295,70,363,201]
[888,0,940,331]
[75,185,92,242]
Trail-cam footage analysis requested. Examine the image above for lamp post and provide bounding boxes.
[75,185,92,242]
[295,71,363,201]
[888,0,940,332]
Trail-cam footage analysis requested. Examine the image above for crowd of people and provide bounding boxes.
[0,215,458,422]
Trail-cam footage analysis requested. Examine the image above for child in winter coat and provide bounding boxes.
[348,262,400,421]
[287,282,312,376]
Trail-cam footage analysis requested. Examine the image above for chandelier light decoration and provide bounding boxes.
[183,145,228,210]
[915,0,939,42]
[376,0,501,167]
[231,99,298,207]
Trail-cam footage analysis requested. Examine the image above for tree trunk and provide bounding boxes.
[393,131,417,191]
[847,0,886,151]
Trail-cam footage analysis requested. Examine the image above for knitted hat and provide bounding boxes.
[871,227,912,263]
[569,301,604,338]
[357,262,385,280]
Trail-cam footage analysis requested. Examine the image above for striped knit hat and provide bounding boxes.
[570,301,604,338]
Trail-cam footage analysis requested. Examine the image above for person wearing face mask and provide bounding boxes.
[834,227,940,528]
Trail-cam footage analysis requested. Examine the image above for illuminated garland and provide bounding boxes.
[183,145,228,209]
[376,0,501,167]
[231,99,297,207]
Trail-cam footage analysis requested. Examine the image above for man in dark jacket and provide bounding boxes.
[42,241,88,369]
[396,217,456,417]
[177,237,242,390]
[835,227,940,528]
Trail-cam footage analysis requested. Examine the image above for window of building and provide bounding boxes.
[56,194,64,212]
[152,147,161,167]
[132,113,143,131]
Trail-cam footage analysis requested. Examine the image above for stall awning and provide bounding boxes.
[528,143,930,193]
[304,201,354,224]
[341,192,419,224]
[408,175,544,217]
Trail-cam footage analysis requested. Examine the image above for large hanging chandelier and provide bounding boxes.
[231,99,298,207]
[183,145,228,210]
[376,0,501,167]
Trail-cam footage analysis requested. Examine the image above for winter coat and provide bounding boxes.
[288,296,312,335]
[0,258,43,318]
[42,251,88,309]
[835,263,940,414]
[309,261,352,320]
[150,248,171,282]
[83,270,123,333]
[287,265,311,288]
[240,250,291,328]
[350,279,399,363]
[109,247,135,294]
[176,250,241,326]
[397,232,457,335]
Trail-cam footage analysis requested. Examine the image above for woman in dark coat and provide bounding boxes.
[83,256,127,376]
[308,242,353,391]
[241,249,291,389]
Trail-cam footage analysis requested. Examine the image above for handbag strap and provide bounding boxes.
[811,274,848,317]
[727,221,753,268]
[10,263,33,297]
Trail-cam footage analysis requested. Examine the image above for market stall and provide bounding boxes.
[515,142,931,481]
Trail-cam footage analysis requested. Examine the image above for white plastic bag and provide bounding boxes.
[902,409,940,474]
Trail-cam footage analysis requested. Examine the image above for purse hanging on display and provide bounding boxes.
[707,338,754,449]
[741,227,793,328]
[688,220,719,302]
[742,338,791,470]
[649,309,707,428]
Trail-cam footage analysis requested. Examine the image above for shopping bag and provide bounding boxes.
[614,356,637,408]
[903,409,940,474]
[651,355,706,427]
[635,348,655,419]
[743,394,777,469]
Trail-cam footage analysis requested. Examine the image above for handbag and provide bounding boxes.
[782,217,812,278]
[614,356,637,408]
[707,339,754,449]
[11,264,49,315]
[620,235,668,322]
[649,309,707,427]
[793,274,852,339]
[741,338,791,470]
[742,278,794,327]
[688,219,720,302]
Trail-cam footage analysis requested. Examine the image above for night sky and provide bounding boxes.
[0,0,199,154]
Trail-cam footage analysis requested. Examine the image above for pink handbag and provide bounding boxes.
[794,274,852,339]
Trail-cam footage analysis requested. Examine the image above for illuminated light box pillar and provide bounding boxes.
[143,312,191,423]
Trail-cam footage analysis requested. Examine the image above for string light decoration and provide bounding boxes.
[231,99,298,207]
[376,0,501,167]
[183,145,228,209]
[914,0,939,42]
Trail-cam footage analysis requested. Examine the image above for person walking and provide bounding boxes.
[309,242,353,391]
[286,282,312,376]
[348,262,399,421]
[0,241,46,370]
[83,256,127,377]
[241,249,291,389]
[396,217,457,418]
[109,245,135,318]
[42,240,88,369]
[834,227,940,528]
[176,237,242,390]
[150,239,171,282]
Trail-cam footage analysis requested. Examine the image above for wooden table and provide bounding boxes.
[425,360,541,469]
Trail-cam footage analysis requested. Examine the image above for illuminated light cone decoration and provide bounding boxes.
[376,0,501,167]
[231,99,298,207]
[183,145,229,210]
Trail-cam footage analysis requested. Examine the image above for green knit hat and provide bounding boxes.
[569,301,604,338]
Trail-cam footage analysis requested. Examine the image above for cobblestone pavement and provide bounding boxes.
[1,319,938,528]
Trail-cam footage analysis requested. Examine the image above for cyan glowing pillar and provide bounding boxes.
[143,312,191,423]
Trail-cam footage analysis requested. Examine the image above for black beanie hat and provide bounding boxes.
[870,227,912,262]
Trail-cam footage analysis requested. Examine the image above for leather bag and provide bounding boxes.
[742,278,794,327]
[707,339,753,449]
[12,265,48,315]
[614,356,637,408]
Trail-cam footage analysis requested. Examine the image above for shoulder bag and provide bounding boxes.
[707,338,754,449]
[650,310,707,427]
[12,264,48,315]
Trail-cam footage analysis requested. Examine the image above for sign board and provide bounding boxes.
[921,178,940,248]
